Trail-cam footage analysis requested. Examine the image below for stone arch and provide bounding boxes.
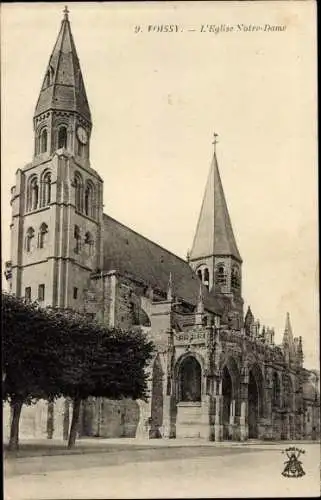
[150,354,164,438]
[221,357,241,439]
[248,363,265,438]
[175,353,203,403]
[26,175,39,212]
[40,169,52,207]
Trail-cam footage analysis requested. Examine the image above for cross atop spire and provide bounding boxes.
[63,5,69,20]
[212,132,219,154]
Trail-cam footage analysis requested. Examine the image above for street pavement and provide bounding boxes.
[4,439,321,499]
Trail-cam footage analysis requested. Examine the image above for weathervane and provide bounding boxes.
[212,132,219,154]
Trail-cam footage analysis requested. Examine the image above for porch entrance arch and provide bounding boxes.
[179,356,201,402]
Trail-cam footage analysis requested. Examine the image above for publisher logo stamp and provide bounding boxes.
[281,447,306,478]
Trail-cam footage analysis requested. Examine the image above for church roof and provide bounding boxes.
[189,152,242,262]
[34,8,91,122]
[102,214,222,315]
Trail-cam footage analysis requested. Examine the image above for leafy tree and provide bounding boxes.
[3,291,154,449]
[2,293,63,450]
[53,316,154,448]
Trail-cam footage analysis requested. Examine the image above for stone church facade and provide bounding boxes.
[4,9,320,442]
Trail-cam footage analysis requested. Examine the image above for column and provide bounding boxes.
[162,393,176,439]
[214,378,223,441]
[264,386,273,439]
[199,394,214,440]
[239,383,248,441]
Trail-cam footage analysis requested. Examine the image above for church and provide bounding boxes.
[4,8,320,442]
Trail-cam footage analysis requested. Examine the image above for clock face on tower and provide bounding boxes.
[77,126,88,145]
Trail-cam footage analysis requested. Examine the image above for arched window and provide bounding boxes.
[41,171,51,206]
[84,181,95,218]
[38,223,48,249]
[27,176,39,212]
[58,126,67,149]
[196,265,210,289]
[179,356,202,402]
[231,266,240,289]
[25,227,35,252]
[84,231,94,256]
[74,173,83,212]
[215,263,227,286]
[74,225,81,254]
[203,268,209,289]
[40,129,48,153]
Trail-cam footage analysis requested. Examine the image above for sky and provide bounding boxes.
[1,2,318,368]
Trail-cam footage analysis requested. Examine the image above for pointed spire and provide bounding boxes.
[34,8,91,123]
[244,306,254,335]
[189,138,242,262]
[196,283,204,314]
[167,272,173,301]
[283,312,294,345]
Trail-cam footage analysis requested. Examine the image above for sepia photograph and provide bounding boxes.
[2,1,319,498]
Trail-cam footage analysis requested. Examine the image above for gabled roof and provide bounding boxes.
[34,9,91,122]
[102,214,222,315]
[190,152,242,262]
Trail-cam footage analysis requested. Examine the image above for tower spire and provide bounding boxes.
[189,138,242,263]
[34,8,91,124]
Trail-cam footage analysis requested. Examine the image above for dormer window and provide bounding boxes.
[44,65,54,87]
[58,126,67,149]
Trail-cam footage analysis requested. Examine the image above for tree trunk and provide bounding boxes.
[67,397,81,449]
[8,398,23,451]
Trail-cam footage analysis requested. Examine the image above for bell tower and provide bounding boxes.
[189,135,243,325]
[9,7,104,310]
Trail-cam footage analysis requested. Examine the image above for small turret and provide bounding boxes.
[244,306,254,335]
[167,272,173,302]
[282,312,295,362]
[195,283,204,326]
